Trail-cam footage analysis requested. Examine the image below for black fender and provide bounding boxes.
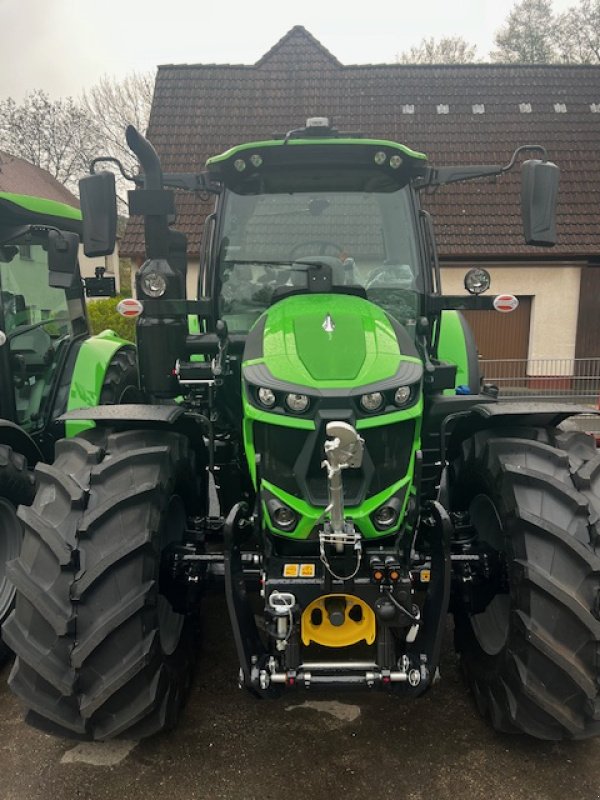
[59,402,207,454]
[60,403,185,427]
[447,401,598,458]
[0,420,43,467]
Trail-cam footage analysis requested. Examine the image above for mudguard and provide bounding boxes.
[65,329,135,438]
[436,310,480,394]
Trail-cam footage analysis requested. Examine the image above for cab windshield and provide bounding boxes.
[216,187,422,332]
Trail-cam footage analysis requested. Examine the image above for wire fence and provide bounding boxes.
[479,358,600,403]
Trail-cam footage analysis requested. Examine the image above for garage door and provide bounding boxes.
[461,296,531,380]
[461,296,531,360]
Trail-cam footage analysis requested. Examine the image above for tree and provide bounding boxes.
[397,36,478,64]
[0,90,100,191]
[81,71,155,186]
[556,0,600,63]
[491,0,558,63]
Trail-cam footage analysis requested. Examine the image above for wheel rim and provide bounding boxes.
[468,493,510,656]
[0,498,22,622]
[158,495,186,656]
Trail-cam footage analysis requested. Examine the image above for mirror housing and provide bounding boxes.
[48,230,79,288]
[521,159,559,246]
[79,171,117,257]
[84,266,117,298]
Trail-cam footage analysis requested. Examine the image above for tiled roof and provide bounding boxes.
[122,25,600,260]
[0,151,79,208]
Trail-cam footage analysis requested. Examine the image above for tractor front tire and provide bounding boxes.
[99,346,140,405]
[451,427,600,740]
[0,446,35,664]
[2,428,198,739]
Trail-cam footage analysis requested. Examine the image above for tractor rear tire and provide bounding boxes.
[2,428,199,739]
[0,446,35,664]
[451,427,600,740]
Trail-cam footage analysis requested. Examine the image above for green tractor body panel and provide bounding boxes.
[242,293,423,540]
[437,310,480,394]
[0,192,81,224]
[65,330,134,438]
[259,294,416,387]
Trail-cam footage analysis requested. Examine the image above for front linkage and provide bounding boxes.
[224,421,452,696]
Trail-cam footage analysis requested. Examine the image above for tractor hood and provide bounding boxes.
[242,293,423,393]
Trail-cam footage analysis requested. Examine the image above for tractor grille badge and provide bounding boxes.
[322,313,335,333]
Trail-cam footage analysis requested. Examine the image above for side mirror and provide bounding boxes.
[48,230,79,288]
[521,159,559,247]
[79,171,117,257]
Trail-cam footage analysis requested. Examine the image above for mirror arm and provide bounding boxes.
[418,144,550,188]
[89,156,137,183]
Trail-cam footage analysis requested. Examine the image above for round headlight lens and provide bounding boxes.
[464,267,491,295]
[250,154,263,167]
[394,386,411,406]
[257,387,276,408]
[285,393,309,413]
[140,271,167,298]
[374,505,398,527]
[273,506,297,530]
[234,158,246,172]
[360,392,384,413]
[389,154,403,169]
[374,151,387,165]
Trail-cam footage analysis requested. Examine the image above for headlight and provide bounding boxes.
[464,267,491,295]
[285,393,309,413]
[373,505,398,527]
[140,271,167,298]
[394,386,411,406]
[360,391,384,413]
[257,387,276,408]
[272,506,297,530]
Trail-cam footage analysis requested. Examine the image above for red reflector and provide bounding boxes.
[493,294,519,314]
[116,298,143,318]
[383,676,391,684]
[288,677,295,686]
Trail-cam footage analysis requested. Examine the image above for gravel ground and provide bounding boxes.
[1,593,599,800]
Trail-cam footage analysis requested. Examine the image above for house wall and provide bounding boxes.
[441,263,582,372]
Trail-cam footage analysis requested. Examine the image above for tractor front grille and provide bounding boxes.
[254,417,415,507]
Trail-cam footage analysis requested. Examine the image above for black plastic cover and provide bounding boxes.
[521,160,559,247]
[79,172,118,257]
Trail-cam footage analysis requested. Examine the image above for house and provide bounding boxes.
[122,26,600,376]
[0,151,121,292]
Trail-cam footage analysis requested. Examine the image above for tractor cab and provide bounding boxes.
[0,192,124,453]
[205,122,428,334]
[0,194,88,436]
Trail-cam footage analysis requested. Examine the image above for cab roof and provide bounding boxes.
[206,137,427,195]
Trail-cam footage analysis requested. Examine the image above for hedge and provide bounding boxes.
[87,295,136,342]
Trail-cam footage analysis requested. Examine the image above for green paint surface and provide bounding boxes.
[207,138,427,166]
[437,310,469,394]
[0,192,81,222]
[259,294,417,389]
[65,329,132,437]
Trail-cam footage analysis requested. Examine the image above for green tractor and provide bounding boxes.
[0,191,138,662]
[5,119,599,741]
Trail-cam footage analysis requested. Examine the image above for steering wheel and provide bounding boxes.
[290,241,345,260]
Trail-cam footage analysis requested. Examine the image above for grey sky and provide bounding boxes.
[1,0,578,100]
